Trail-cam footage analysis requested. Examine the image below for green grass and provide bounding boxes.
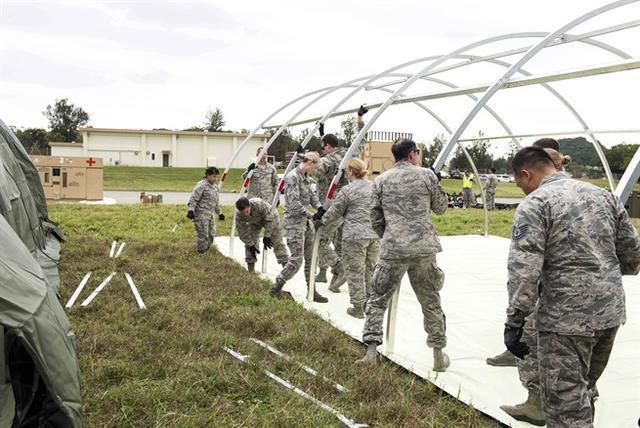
[104,166,251,193]
[52,204,505,427]
[105,166,639,197]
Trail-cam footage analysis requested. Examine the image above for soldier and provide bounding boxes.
[497,138,572,425]
[358,138,450,372]
[271,151,328,303]
[503,146,640,427]
[187,167,224,253]
[314,106,368,286]
[484,167,498,210]
[321,158,380,319]
[235,196,289,273]
[462,169,475,208]
[242,147,279,203]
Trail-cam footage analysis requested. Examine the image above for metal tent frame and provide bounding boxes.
[222,1,640,299]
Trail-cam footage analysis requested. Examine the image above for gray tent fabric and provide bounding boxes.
[0,123,83,426]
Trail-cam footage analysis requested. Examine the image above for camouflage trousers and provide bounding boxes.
[276,220,314,284]
[517,318,540,393]
[538,326,618,428]
[462,188,475,208]
[194,212,215,252]
[363,255,447,348]
[244,228,289,266]
[485,190,496,210]
[342,238,380,307]
[319,225,342,270]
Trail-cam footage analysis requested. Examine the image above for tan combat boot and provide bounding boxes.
[486,349,517,367]
[329,262,346,292]
[346,304,364,319]
[433,348,450,372]
[500,390,545,426]
[315,268,328,283]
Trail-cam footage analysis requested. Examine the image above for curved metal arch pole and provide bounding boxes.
[219,84,343,191]
[228,75,384,254]
[432,0,638,180]
[615,147,640,203]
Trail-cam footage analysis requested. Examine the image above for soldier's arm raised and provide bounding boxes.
[370,180,385,238]
[426,170,447,215]
[614,197,640,275]
[506,200,546,326]
[187,182,204,211]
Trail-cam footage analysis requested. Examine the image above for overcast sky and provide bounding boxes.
[1,0,639,148]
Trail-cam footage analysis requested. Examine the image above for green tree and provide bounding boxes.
[423,133,445,167]
[12,127,49,154]
[340,115,358,147]
[297,128,321,153]
[267,128,297,162]
[205,107,225,132]
[449,131,492,171]
[43,98,89,142]
[606,143,639,174]
[558,137,604,167]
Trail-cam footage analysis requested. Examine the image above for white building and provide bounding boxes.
[50,127,269,168]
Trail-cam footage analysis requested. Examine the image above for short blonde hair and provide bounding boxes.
[347,158,369,179]
[543,148,571,169]
[300,151,321,165]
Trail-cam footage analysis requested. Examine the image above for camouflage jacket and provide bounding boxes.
[371,161,448,259]
[242,162,278,202]
[235,198,280,245]
[282,167,321,229]
[187,179,221,215]
[315,147,348,202]
[485,174,498,193]
[506,172,640,334]
[322,178,378,241]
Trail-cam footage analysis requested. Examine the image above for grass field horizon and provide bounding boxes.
[104,165,637,198]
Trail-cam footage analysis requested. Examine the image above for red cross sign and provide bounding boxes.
[86,157,96,166]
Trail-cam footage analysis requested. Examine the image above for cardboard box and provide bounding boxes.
[31,155,104,201]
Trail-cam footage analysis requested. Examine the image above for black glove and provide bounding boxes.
[504,325,529,359]
[263,236,273,249]
[295,144,305,154]
[186,210,195,220]
[248,245,260,258]
[312,206,326,221]
[247,162,256,172]
[218,213,225,221]
[357,104,369,117]
[317,122,325,137]
[430,166,442,182]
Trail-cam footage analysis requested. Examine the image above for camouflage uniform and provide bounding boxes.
[276,167,322,284]
[362,161,449,348]
[322,178,379,307]
[242,162,279,203]
[235,197,288,265]
[506,172,640,427]
[484,173,498,210]
[315,147,348,270]
[188,179,221,252]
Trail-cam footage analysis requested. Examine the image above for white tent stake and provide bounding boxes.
[81,272,116,306]
[124,273,146,309]
[65,272,92,308]
[115,242,126,258]
[249,338,348,393]
[223,347,368,428]
[109,241,117,258]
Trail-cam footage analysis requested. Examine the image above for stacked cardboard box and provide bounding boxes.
[31,155,104,201]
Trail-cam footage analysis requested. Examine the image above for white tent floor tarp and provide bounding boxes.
[218,235,639,428]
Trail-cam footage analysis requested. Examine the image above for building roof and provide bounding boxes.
[79,127,269,138]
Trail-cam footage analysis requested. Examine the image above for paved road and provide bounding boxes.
[100,191,520,206]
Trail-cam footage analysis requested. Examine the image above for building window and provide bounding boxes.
[151,153,155,161]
